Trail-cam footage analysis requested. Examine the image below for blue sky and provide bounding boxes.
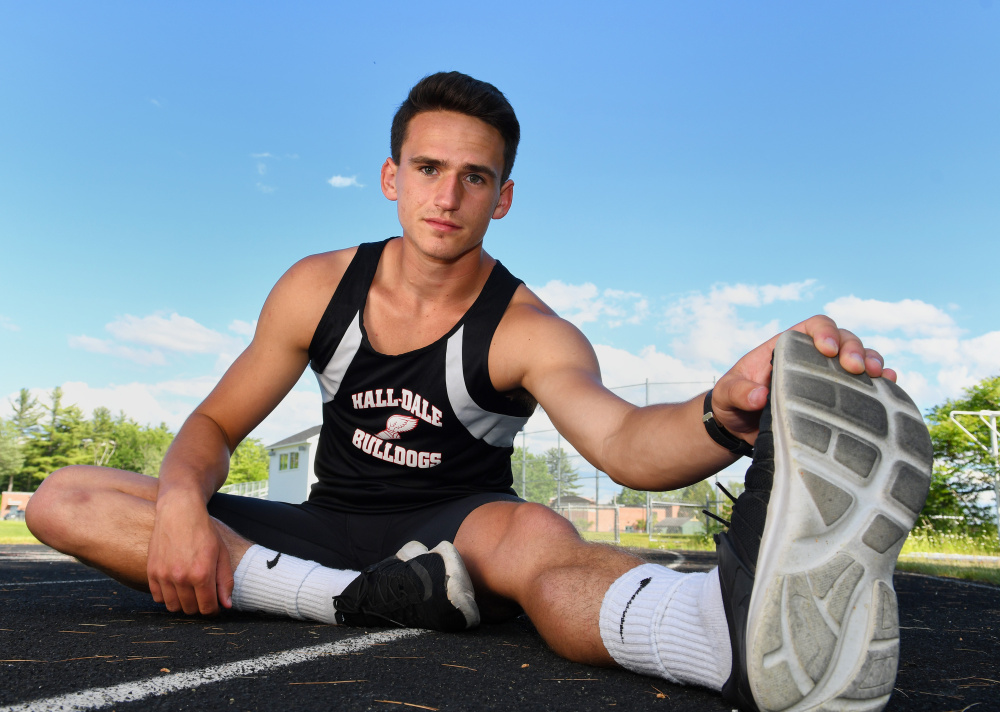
[1,2,998,496]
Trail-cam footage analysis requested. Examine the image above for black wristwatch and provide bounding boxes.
[702,389,754,458]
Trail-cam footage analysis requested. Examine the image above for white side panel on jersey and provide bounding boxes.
[445,326,528,447]
[315,311,364,403]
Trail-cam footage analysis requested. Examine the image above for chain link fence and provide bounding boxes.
[512,378,729,537]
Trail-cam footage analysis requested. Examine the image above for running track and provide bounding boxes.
[1,546,996,711]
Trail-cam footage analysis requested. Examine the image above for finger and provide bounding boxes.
[790,315,840,357]
[880,367,898,383]
[715,377,769,418]
[189,564,220,616]
[863,348,885,378]
[836,328,866,374]
[148,575,164,605]
[175,578,205,616]
[216,548,235,610]
[158,581,182,613]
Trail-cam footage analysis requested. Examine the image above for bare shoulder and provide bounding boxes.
[490,284,601,392]
[280,246,358,294]
[256,246,359,348]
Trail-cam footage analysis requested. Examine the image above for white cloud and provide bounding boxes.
[69,312,249,368]
[228,319,257,337]
[824,296,960,338]
[0,315,19,332]
[68,335,167,366]
[530,280,649,328]
[327,175,363,189]
[148,98,161,108]
[257,162,267,176]
[251,152,274,159]
[105,313,244,355]
[256,182,276,194]
[662,280,816,368]
[253,388,322,445]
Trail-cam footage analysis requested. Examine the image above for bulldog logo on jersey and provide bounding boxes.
[375,414,418,440]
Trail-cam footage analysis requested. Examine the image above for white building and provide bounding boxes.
[266,425,321,503]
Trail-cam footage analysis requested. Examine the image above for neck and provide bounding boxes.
[381,236,495,304]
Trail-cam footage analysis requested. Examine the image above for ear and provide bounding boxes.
[380,158,398,201]
[492,179,514,220]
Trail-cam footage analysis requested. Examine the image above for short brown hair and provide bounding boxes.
[391,72,520,183]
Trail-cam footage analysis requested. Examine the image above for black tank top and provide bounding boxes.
[307,239,536,512]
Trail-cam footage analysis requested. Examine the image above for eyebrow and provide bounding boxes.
[408,155,498,183]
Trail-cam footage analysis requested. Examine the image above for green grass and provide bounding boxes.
[894,559,1000,586]
[583,529,1000,587]
[583,531,716,551]
[0,520,39,545]
[901,527,999,557]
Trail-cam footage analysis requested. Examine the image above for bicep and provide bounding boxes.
[513,316,634,472]
[192,255,342,449]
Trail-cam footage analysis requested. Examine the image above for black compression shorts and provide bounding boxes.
[206,491,523,571]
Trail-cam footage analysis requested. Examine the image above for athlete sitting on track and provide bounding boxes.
[26,72,932,712]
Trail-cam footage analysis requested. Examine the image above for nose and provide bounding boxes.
[434,174,461,211]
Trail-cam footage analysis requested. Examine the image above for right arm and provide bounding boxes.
[146,248,356,615]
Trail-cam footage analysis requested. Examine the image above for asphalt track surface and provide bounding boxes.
[1,546,997,712]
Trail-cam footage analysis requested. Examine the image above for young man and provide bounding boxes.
[27,72,931,712]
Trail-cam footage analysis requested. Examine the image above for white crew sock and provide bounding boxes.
[231,545,359,624]
[598,563,732,691]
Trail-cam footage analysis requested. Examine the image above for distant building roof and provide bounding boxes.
[266,425,322,450]
[550,494,594,507]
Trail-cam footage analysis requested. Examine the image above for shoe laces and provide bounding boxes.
[333,560,428,627]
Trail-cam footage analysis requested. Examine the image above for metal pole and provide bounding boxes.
[521,431,527,501]
[993,415,999,549]
[595,469,599,533]
[645,379,651,539]
[556,433,562,509]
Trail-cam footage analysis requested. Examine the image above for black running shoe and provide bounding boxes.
[333,541,480,632]
[716,331,933,712]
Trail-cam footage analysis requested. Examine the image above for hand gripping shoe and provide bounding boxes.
[333,541,480,632]
[716,331,933,712]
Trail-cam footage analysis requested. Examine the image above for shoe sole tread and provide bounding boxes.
[747,331,931,712]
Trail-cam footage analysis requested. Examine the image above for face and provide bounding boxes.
[381,110,513,263]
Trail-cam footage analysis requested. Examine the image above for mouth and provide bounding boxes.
[424,217,461,232]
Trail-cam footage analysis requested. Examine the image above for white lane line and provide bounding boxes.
[0,628,425,712]
[1,578,109,587]
[896,570,1000,593]
[662,550,687,570]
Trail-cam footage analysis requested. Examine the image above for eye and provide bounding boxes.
[419,165,437,176]
[466,174,485,185]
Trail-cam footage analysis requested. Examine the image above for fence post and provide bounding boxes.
[521,430,527,501]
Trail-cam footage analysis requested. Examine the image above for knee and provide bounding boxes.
[505,502,583,555]
[510,502,580,541]
[25,466,94,544]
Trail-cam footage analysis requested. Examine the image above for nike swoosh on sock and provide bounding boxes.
[266,553,282,569]
[619,577,651,642]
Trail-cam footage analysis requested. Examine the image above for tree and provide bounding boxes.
[107,415,174,476]
[20,387,91,487]
[545,446,579,500]
[4,389,41,491]
[226,438,269,484]
[925,375,1000,534]
[510,447,554,504]
[616,487,647,506]
[0,419,25,492]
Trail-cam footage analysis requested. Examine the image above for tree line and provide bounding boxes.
[4,376,997,538]
[0,388,268,493]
